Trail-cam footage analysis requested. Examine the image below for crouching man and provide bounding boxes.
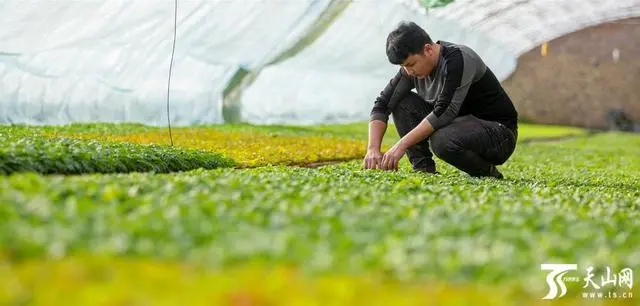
[363,21,519,179]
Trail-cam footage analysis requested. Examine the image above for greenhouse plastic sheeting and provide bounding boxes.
[0,0,330,125]
[241,0,518,125]
[429,0,640,56]
[5,0,637,126]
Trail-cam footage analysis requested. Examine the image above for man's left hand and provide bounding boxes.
[380,141,407,171]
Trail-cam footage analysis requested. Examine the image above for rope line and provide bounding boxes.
[166,0,178,146]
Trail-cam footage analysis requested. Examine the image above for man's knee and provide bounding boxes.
[391,92,424,119]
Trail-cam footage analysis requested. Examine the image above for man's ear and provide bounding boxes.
[422,43,431,56]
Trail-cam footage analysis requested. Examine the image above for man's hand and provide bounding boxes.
[363,149,383,169]
[380,141,407,171]
[377,118,434,171]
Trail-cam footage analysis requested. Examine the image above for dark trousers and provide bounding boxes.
[391,92,518,177]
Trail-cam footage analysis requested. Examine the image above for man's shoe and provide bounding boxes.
[413,165,437,174]
[488,165,504,179]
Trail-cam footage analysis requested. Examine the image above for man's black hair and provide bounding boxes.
[386,21,433,65]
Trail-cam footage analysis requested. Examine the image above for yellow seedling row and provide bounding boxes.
[59,128,369,168]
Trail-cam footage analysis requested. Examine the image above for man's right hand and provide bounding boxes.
[363,149,383,169]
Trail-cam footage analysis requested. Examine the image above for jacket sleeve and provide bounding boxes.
[370,68,415,124]
[425,48,472,130]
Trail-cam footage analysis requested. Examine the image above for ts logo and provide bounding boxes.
[541,264,578,299]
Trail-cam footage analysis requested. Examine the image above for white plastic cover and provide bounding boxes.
[241,0,518,125]
[241,0,640,125]
[3,0,638,126]
[0,0,330,125]
[429,0,640,56]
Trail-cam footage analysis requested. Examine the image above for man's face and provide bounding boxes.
[401,43,437,79]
